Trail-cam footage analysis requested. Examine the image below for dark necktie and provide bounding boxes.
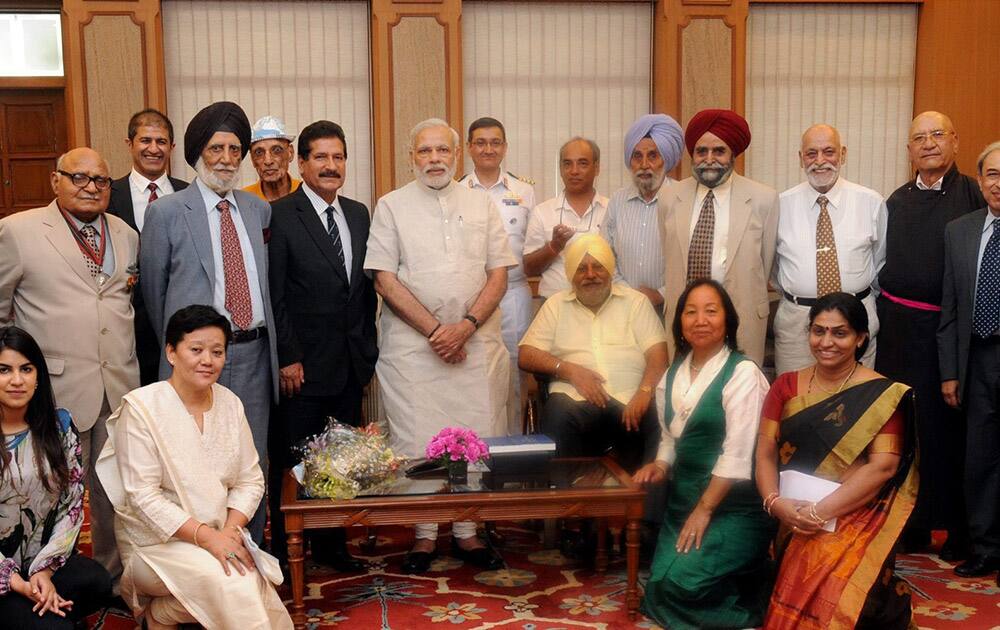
[973,217,1000,338]
[217,200,253,330]
[147,182,159,203]
[80,225,102,278]
[325,206,347,269]
[815,195,842,296]
[687,190,715,282]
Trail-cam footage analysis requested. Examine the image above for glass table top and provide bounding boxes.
[295,458,626,501]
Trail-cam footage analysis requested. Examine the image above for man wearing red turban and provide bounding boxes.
[658,109,778,365]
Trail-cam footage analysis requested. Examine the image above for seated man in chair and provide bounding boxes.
[519,234,668,472]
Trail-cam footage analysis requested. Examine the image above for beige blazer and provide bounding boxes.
[0,201,140,431]
[659,174,778,366]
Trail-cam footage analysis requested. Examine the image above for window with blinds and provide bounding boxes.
[162,1,373,208]
[745,3,918,197]
[462,1,653,201]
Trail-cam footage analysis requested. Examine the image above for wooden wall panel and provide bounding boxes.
[913,0,1000,176]
[82,15,144,176]
[391,17,447,187]
[371,0,462,198]
[680,17,732,178]
[62,0,167,163]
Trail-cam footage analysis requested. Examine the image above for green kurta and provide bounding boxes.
[641,351,774,630]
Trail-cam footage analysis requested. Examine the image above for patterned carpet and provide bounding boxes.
[80,517,1000,630]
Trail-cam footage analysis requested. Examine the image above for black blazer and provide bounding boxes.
[939,207,991,394]
[107,174,189,232]
[107,173,189,385]
[268,186,378,397]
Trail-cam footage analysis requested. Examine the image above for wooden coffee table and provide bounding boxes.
[280,457,646,629]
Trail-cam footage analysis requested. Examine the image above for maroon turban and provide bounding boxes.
[684,109,751,157]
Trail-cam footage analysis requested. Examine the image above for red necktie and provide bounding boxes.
[217,200,253,330]
[147,182,159,203]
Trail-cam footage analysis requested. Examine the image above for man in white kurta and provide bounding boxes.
[365,118,516,573]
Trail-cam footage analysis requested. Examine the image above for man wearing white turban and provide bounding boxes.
[518,234,668,472]
[602,114,684,313]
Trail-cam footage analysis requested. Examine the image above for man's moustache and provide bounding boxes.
[319,171,342,178]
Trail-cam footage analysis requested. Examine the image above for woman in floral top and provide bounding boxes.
[0,326,111,628]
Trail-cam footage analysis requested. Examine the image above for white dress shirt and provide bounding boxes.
[301,182,353,281]
[524,191,609,297]
[462,170,535,287]
[916,172,944,191]
[775,177,887,297]
[196,179,266,329]
[654,347,769,480]
[690,176,733,282]
[128,169,175,232]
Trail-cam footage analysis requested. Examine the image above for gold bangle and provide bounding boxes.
[193,522,207,548]
[553,361,561,378]
[763,492,779,515]
[809,503,829,526]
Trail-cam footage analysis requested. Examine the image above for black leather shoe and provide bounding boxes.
[954,554,1000,577]
[940,534,971,563]
[451,536,504,570]
[313,549,367,573]
[401,550,438,574]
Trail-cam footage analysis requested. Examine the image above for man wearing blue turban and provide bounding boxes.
[601,114,684,313]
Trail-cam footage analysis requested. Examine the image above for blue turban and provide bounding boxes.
[623,114,684,171]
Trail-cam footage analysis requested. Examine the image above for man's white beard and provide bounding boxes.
[632,168,667,197]
[805,163,840,192]
[414,160,457,189]
[196,157,240,194]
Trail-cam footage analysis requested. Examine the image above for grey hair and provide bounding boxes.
[559,136,600,164]
[977,141,1000,175]
[55,152,67,171]
[409,118,460,150]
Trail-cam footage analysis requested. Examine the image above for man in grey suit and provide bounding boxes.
[939,140,1000,584]
[140,101,278,542]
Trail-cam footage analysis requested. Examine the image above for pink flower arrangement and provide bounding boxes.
[425,427,489,464]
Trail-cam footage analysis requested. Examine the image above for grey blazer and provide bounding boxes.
[938,207,989,393]
[139,181,279,395]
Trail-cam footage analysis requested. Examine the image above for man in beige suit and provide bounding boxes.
[659,109,778,365]
[0,147,140,587]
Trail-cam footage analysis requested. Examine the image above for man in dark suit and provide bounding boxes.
[267,120,378,571]
[939,140,1000,585]
[107,108,188,385]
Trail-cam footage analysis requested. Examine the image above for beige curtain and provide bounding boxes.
[462,1,653,200]
[162,1,373,207]
[745,3,917,197]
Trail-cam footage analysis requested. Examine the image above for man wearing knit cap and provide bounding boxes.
[519,234,667,473]
[602,114,684,314]
[140,101,278,542]
[659,109,778,366]
[243,115,302,202]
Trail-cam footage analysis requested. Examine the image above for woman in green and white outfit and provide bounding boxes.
[634,279,773,630]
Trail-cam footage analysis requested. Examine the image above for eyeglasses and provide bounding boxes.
[909,130,952,145]
[57,170,111,190]
[470,139,505,150]
[251,145,288,159]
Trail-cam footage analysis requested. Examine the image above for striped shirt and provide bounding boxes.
[601,181,673,293]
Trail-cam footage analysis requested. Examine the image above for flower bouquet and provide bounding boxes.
[297,420,402,500]
[425,427,489,484]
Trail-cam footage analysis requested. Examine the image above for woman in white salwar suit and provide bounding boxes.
[97,305,292,630]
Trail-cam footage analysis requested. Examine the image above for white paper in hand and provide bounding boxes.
[779,470,840,532]
[240,528,284,585]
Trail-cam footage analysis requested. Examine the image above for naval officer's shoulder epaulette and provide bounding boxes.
[507,171,535,186]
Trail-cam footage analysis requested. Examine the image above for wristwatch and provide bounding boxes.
[639,385,653,394]
[463,314,480,329]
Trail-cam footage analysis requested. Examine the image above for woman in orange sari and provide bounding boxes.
[755,292,917,630]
